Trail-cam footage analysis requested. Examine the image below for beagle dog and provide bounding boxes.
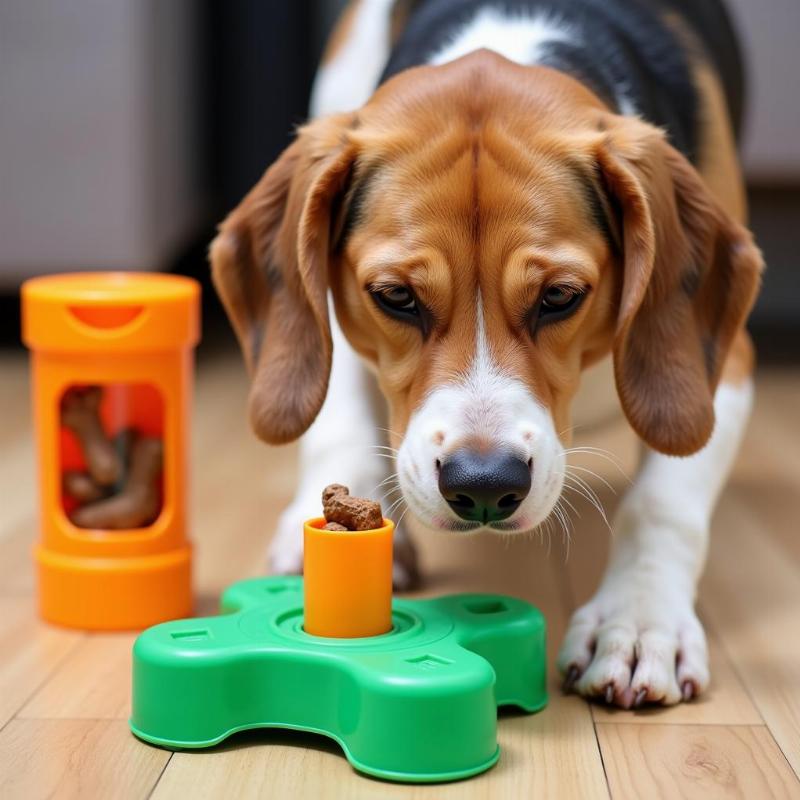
[210,0,763,708]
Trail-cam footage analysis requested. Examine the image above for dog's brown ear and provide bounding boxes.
[595,117,763,455]
[210,114,356,444]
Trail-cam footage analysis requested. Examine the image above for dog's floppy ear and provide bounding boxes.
[210,114,356,444]
[595,117,763,455]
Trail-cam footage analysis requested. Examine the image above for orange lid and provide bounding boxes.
[22,272,200,352]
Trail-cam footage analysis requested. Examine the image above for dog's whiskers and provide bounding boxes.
[378,484,402,500]
[372,472,400,491]
[563,446,630,481]
[369,445,400,454]
[558,492,581,519]
[395,502,410,530]
[558,423,582,440]
[385,494,407,517]
[566,463,617,494]
[375,426,403,443]
[559,472,612,533]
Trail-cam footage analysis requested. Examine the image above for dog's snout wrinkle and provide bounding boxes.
[438,448,532,523]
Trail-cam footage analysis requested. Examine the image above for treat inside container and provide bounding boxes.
[59,383,165,530]
[303,517,394,638]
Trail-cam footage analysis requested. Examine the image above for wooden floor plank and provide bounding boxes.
[701,493,800,778]
[0,438,35,550]
[154,709,610,800]
[728,376,800,568]
[19,633,136,720]
[596,723,800,800]
[0,520,36,596]
[0,719,170,800]
[0,598,82,730]
[0,353,30,451]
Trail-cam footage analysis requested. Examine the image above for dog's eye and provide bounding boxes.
[539,285,585,319]
[530,284,587,332]
[542,285,581,310]
[370,285,419,318]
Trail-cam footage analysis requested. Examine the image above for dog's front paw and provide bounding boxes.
[557,585,709,708]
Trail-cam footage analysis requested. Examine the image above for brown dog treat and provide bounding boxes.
[321,484,349,505]
[63,471,108,504]
[71,436,163,530]
[61,386,122,486]
[63,427,138,506]
[323,521,349,532]
[322,483,383,531]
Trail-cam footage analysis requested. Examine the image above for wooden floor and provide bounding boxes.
[1,348,799,799]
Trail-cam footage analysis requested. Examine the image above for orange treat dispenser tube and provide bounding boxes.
[22,272,200,630]
[303,518,394,638]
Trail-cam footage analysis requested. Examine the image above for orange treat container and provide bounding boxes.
[21,272,200,630]
[303,517,394,638]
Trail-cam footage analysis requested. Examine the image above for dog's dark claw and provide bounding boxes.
[604,684,615,704]
[633,688,647,708]
[563,666,580,693]
[682,681,695,702]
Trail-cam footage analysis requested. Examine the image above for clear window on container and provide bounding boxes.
[59,383,164,531]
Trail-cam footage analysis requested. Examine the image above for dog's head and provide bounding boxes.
[211,51,762,534]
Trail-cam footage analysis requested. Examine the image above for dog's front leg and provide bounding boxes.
[269,313,419,587]
[558,379,753,707]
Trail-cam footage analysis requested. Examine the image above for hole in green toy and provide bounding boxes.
[170,629,209,641]
[463,599,507,615]
[406,653,453,669]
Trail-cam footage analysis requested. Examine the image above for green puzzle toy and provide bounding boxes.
[130,575,547,783]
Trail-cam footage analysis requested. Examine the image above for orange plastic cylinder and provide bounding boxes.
[21,272,200,630]
[303,517,394,638]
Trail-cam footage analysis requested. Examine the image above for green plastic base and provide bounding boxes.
[130,576,547,783]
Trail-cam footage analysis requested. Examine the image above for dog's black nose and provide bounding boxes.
[438,449,532,523]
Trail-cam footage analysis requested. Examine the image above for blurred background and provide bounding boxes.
[1,0,798,357]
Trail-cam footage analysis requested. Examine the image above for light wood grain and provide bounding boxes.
[154,703,610,800]
[0,520,36,596]
[0,719,171,800]
[0,438,35,540]
[701,493,800,777]
[596,723,800,800]
[0,597,82,729]
[19,633,137,720]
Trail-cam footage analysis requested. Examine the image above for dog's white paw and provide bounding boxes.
[557,583,709,708]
